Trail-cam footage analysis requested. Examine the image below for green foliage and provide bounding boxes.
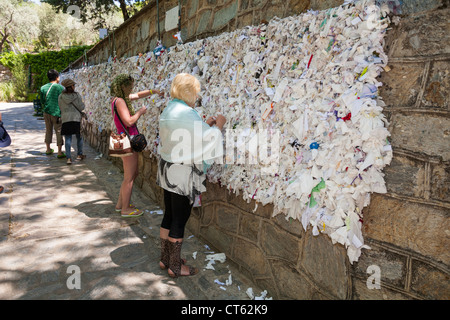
[27,93,38,102]
[0,51,22,69]
[0,45,92,101]
[11,54,28,101]
[0,52,27,101]
[23,45,92,92]
[0,81,14,102]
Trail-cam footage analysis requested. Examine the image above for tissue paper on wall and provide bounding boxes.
[62,0,393,263]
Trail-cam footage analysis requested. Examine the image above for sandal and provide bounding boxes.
[76,154,86,160]
[168,241,198,278]
[159,238,186,270]
[57,153,66,159]
[45,149,54,155]
[121,209,143,218]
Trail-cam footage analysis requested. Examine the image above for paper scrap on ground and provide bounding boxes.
[246,288,272,300]
[204,253,226,270]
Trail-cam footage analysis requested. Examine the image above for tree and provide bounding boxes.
[1,0,139,55]
[0,0,40,53]
[42,0,153,26]
[34,2,122,50]
[0,0,122,53]
[42,0,129,25]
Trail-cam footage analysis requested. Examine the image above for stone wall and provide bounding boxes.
[79,0,449,299]
[352,4,450,300]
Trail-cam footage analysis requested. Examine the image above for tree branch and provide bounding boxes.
[0,12,14,53]
[5,12,14,28]
[118,0,129,21]
[0,30,9,54]
[6,38,20,54]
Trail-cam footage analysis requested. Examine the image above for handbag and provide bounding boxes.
[130,133,147,152]
[113,100,147,153]
[109,131,133,157]
[0,121,11,148]
[108,99,133,157]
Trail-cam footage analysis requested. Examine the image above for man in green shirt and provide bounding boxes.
[40,69,65,158]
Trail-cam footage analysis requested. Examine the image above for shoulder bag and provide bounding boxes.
[69,101,87,119]
[113,100,147,153]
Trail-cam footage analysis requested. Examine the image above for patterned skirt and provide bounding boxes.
[156,157,206,204]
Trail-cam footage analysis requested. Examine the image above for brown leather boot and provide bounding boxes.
[159,238,170,270]
[159,238,187,270]
[167,241,198,278]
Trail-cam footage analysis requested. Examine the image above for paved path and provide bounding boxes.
[0,102,263,300]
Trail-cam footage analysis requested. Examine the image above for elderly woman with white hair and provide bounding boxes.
[157,73,226,278]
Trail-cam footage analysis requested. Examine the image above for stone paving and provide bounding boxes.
[0,102,264,300]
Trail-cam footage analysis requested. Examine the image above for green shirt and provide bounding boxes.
[40,82,64,117]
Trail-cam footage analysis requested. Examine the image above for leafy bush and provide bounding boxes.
[27,93,38,101]
[11,55,28,101]
[0,81,15,102]
[23,45,93,92]
[0,52,27,101]
[0,51,21,69]
[0,45,93,101]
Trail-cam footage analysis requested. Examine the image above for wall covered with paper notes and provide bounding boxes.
[62,0,393,264]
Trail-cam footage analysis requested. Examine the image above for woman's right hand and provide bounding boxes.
[139,105,148,116]
[215,114,226,130]
[205,116,216,126]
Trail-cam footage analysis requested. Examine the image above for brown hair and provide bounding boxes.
[64,86,75,94]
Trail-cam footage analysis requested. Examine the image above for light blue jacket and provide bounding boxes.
[159,99,223,164]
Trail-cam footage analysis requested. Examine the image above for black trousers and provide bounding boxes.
[161,190,193,239]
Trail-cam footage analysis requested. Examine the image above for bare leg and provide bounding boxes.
[116,154,138,210]
[116,187,125,210]
[119,152,139,215]
[45,143,52,153]
[160,227,170,239]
